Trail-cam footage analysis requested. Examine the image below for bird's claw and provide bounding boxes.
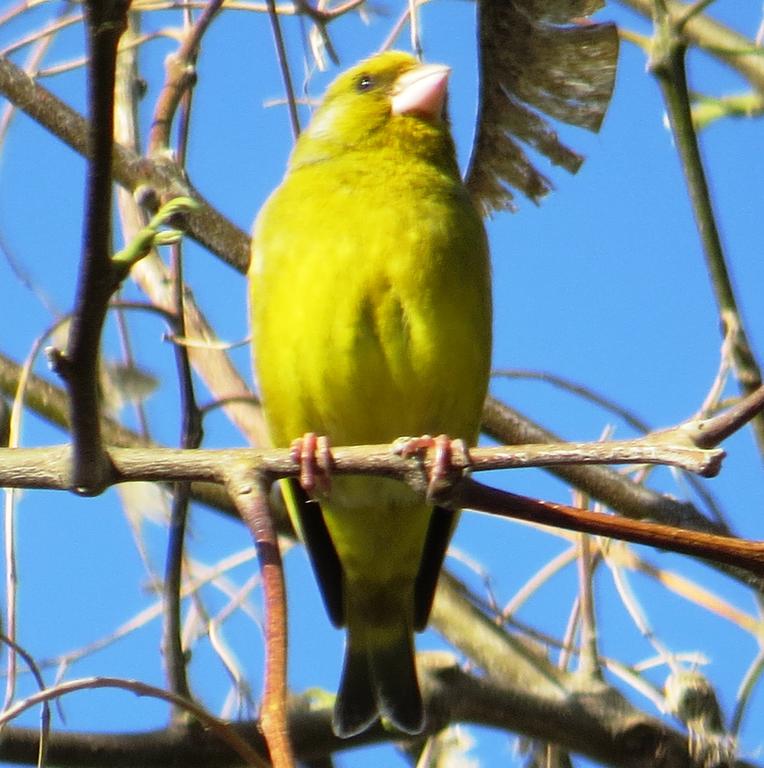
[291,432,333,496]
[393,434,435,459]
[393,434,471,501]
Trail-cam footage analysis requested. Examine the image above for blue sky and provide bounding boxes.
[1,1,763,766]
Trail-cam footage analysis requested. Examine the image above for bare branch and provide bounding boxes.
[53,1,130,492]
[646,3,764,456]
[228,465,294,768]
[0,55,250,273]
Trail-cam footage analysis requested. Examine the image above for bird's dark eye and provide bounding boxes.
[356,74,375,92]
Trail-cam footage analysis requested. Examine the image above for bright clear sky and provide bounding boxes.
[1,1,763,766]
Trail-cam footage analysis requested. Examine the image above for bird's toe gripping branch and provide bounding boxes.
[290,432,334,496]
[393,434,472,504]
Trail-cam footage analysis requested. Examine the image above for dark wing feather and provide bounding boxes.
[283,478,345,627]
[414,506,457,631]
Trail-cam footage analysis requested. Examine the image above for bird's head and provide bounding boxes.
[289,51,455,170]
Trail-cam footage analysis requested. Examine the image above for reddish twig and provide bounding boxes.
[227,466,294,768]
[148,0,225,153]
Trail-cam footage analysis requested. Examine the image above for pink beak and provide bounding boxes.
[390,63,450,122]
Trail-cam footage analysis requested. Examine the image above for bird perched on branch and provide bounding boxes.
[249,51,492,737]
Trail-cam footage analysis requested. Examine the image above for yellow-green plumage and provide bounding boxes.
[250,51,492,737]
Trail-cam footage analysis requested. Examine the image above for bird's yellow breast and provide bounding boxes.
[250,149,492,451]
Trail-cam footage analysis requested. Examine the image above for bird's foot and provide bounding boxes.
[290,432,333,496]
[393,434,471,502]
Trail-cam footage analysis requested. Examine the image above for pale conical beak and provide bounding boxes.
[390,63,450,122]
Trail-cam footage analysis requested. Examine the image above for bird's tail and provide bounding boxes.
[333,587,424,738]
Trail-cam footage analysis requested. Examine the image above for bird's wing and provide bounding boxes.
[282,478,345,627]
[414,506,457,630]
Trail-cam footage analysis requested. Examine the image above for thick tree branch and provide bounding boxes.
[0,434,723,492]
[1,410,763,578]
[0,350,234,513]
[1,348,725,537]
[0,657,757,768]
[0,55,249,273]
[53,1,129,492]
[0,677,267,767]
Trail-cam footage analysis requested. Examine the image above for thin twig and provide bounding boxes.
[266,0,301,138]
[31,548,258,675]
[0,676,268,767]
[161,337,197,696]
[493,368,729,525]
[604,547,677,672]
[493,368,650,433]
[575,508,601,680]
[159,4,205,711]
[731,647,764,737]
[502,545,579,620]
[0,54,251,272]
[4,313,77,713]
[647,4,764,457]
[0,12,82,58]
[482,396,731,534]
[693,386,764,449]
[148,0,225,153]
[0,7,76,152]
[0,632,51,768]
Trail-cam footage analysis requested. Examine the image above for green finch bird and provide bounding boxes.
[249,50,492,737]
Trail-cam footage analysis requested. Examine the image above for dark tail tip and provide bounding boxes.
[333,628,425,738]
[372,636,424,735]
[333,648,378,738]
